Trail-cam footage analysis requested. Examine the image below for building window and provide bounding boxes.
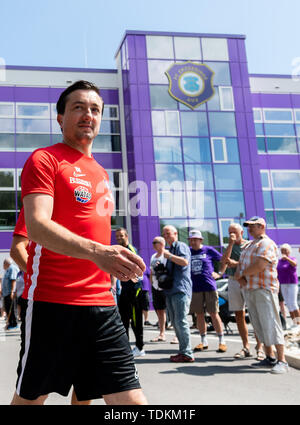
[106,169,126,229]
[153,137,182,163]
[152,111,180,136]
[214,164,243,190]
[263,109,293,123]
[148,60,171,85]
[211,137,227,162]
[201,38,229,61]
[183,138,211,163]
[180,112,208,137]
[0,169,17,230]
[219,87,234,111]
[253,108,262,122]
[216,191,245,218]
[208,112,237,137]
[146,36,174,59]
[174,37,201,60]
[150,85,177,110]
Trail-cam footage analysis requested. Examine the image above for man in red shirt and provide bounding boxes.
[11,80,147,405]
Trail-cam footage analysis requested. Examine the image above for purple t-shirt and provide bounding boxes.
[277,257,298,284]
[190,246,222,292]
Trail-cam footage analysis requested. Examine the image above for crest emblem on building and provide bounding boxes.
[165,62,215,109]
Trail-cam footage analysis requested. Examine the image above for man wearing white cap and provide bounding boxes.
[235,216,289,374]
[188,229,227,353]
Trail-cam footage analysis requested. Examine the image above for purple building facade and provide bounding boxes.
[1,30,300,274]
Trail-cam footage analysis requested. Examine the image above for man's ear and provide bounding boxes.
[57,114,63,132]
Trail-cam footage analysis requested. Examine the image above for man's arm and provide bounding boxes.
[242,257,270,277]
[23,193,145,281]
[163,249,188,267]
[10,236,29,273]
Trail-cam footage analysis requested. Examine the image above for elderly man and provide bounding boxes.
[219,223,264,360]
[161,225,194,362]
[235,216,289,374]
[1,258,19,329]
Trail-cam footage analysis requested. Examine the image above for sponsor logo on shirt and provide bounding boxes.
[73,166,86,177]
[74,186,92,203]
[69,177,91,188]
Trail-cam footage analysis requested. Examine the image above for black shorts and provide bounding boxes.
[152,287,166,311]
[16,301,141,401]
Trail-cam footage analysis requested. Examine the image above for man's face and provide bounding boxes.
[228,225,242,243]
[115,230,129,247]
[162,227,177,245]
[189,238,203,250]
[3,261,9,270]
[247,223,264,238]
[57,89,103,145]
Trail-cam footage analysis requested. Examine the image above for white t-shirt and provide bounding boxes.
[150,253,167,291]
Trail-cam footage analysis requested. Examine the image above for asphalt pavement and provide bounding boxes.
[1,311,300,406]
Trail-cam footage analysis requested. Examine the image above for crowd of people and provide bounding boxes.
[0,80,299,406]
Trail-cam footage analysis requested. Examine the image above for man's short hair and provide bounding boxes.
[56,80,104,115]
[162,225,177,234]
[115,227,128,235]
[228,223,243,232]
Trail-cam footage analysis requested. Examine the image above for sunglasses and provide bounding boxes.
[152,241,160,244]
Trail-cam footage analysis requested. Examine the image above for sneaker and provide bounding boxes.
[217,344,227,353]
[193,343,208,352]
[170,354,195,363]
[270,361,289,374]
[6,325,18,330]
[132,346,146,357]
[144,321,152,326]
[251,357,277,369]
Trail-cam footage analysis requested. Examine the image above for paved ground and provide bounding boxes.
[1,311,300,405]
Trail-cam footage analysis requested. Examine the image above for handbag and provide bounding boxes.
[155,243,177,290]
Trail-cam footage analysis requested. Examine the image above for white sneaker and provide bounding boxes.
[132,346,146,357]
[270,361,290,374]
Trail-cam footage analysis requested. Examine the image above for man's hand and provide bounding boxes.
[91,244,146,281]
[228,232,236,245]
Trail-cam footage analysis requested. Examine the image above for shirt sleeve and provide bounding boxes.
[13,208,28,238]
[21,149,58,200]
[175,242,191,260]
[208,247,222,262]
[256,239,279,264]
[9,265,19,281]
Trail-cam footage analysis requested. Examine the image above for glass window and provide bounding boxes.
[0,170,14,189]
[208,112,237,137]
[183,138,211,163]
[93,135,121,152]
[264,123,295,137]
[165,111,180,136]
[296,125,300,137]
[180,112,208,137]
[16,104,50,118]
[174,37,201,60]
[265,210,275,227]
[100,120,120,134]
[102,106,118,119]
[263,109,293,122]
[148,60,172,84]
[211,137,227,162]
[186,191,216,218]
[146,36,174,59]
[226,138,240,162]
[216,191,245,217]
[219,87,234,110]
[253,109,262,122]
[0,118,14,133]
[266,137,298,154]
[152,111,166,136]
[16,134,51,151]
[0,191,16,210]
[188,218,219,246]
[0,134,14,150]
[263,191,273,209]
[295,110,300,122]
[214,164,242,190]
[155,164,184,183]
[275,211,300,228]
[257,137,266,153]
[206,62,231,85]
[16,119,50,133]
[201,38,229,61]
[255,123,264,136]
[260,170,270,189]
[184,164,214,190]
[158,191,187,218]
[51,119,61,134]
[154,137,182,162]
[0,211,16,229]
[206,87,220,111]
[150,85,178,110]
[271,171,300,189]
[160,219,189,244]
[273,191,300,209]
[0,103,14,117]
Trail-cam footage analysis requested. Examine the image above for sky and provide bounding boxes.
[0,0,299,75]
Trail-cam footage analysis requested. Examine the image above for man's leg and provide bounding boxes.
[172,293,193,358]
[235,310,250,349]
[103,388,148,405]
[11,392,48,405]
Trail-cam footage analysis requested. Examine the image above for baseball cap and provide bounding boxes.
[243,216,266,227]
[188,229,203,239]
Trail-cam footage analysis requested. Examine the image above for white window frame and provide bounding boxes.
[253,108,262,123]
[17,169,22,190]
[219,87,235,111]
[0,102,15,118]
[0,168,16,190]
[219,218,234,247]
[294,109,300,123]
[260,170,271,190]
[270,169,300,191]
[16,102,50,119]
[165,111,181,136]
[102,105,119,121]
[264,135,298,155]
[106,169,126,215]
[211,137,228,163]
[263,108,294,123]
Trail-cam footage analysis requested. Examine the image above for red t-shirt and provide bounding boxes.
[21,142,115,306]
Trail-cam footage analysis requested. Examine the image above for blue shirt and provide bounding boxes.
[164,241,192,298]
[2,264,19,297]
[190,246,222,292]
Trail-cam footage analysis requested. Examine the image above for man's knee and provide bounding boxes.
[11,391,48,405]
